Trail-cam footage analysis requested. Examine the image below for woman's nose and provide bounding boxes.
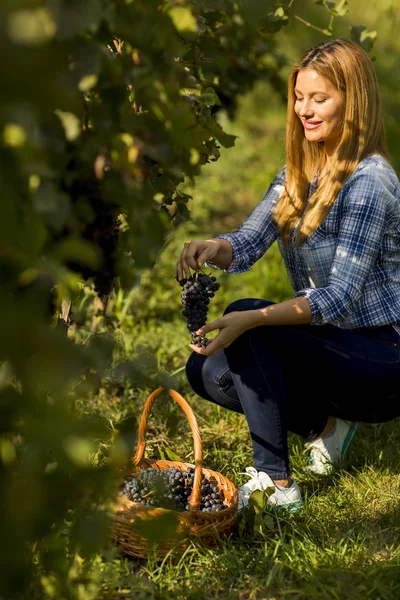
[298,100,313,117]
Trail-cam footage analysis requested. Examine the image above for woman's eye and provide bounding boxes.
[295,97,303,102]
[315,99,326,104]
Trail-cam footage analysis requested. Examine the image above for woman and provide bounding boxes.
[174,38,400,512]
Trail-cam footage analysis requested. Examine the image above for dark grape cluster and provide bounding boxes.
[120,466,226,512]
[179,273,220,347]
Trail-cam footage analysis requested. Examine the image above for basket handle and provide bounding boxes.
[132,388,203,512]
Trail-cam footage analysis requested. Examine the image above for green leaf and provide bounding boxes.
[78,74,98,92]
[157,446,166,460]
[260,7,288,33]
[268,7,288,23]
[263,513,275,531]
[3,123,27,148]
[7,8,57,46]
[169,7,197,33]
[63,436,96,466]
[164,447,182,462]
[134,511,183,544]
[254,512,265,535]
[350,25,378,53]
[200,87,222,107]
[315,0,348,16]
[248,487,275,512]
[241,0,277,25]
[55,110,81,141]
[205,116,237,148]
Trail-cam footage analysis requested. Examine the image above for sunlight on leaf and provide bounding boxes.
[0,439,17,465]
[190,148,200,165]
[169,7,197,33]
[3,123,27,148]
[78,74,98,92]
[7,8,57,45]
[350,25,378,52]
[18,268,39,286]
[29,174,41,193]
[248,488,275,512]
[55,110,82,141]
[64,436,95,466]
[164,447,183,462]
[315,0,348,17]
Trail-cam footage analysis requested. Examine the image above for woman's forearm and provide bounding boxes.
[250,296,313,327]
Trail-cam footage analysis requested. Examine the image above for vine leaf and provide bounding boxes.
[350,25,378,52]
[240,0,277,25]
[315,0,348,17]
[169,6,198,33]
[205,116,237,148]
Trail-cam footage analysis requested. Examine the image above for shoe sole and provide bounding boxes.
[238,500,304,514]
[272,500,304,513]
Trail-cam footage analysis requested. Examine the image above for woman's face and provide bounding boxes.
[294,69,345,155]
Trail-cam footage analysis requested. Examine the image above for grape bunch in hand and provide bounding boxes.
[179,272,220,347]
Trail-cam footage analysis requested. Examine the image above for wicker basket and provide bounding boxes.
[111,387,238,558]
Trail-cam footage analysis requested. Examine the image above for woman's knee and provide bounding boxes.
[186,349,232,402]
[223,298,276,315]
[186,350,242,412]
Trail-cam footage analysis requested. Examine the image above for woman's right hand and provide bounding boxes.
[174,239,221,282]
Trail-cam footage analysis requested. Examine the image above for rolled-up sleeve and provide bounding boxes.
[294,166,391,325]
[212,168,286,273]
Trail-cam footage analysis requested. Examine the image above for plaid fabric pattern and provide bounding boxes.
[215,155,400,334]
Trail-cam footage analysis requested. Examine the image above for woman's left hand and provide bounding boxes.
[189,310,260,357]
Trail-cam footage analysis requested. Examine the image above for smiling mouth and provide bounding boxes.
[303,121,322,130]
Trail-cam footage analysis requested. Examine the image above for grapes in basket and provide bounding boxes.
[119,465,226,512]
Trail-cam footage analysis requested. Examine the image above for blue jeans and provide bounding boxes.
[186,299,400,480]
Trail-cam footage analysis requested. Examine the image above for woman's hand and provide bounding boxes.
[174,239,221,282]
[189,310,261,357]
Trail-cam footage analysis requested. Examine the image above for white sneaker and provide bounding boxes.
[305,419,359,475]
[238,467,303,512]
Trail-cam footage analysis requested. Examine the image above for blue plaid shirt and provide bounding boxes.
[215,154,400,334]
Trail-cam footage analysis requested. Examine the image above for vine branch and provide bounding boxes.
[294,14,332,35]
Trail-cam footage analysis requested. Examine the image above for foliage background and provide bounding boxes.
[1,0,400,598]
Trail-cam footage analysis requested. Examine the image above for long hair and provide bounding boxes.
[273,38,388,246]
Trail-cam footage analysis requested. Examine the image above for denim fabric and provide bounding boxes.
[186,298,400,480]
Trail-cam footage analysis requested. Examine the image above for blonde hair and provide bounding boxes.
[273,38,388,246]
